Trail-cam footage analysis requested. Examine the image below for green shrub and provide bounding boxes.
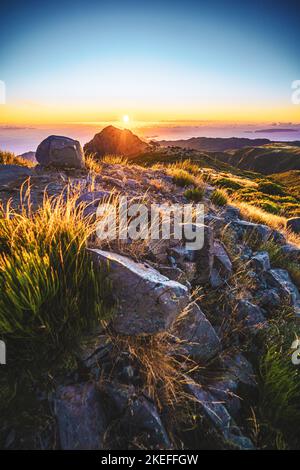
[184,186,205,202]
[258,322,300,448]
[257,200,280,215]
[215,177,242,190]
[258,181,286,196]
[170,169,196,187]
[171,159,200,175]
[211,188,228,206]
[0,192,114,372]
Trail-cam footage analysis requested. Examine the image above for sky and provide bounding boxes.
[0,0,300,126]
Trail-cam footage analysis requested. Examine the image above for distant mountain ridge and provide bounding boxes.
[158,136,272,152]
[158,136,300,153]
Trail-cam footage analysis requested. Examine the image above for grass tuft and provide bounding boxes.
[0,185,114,373]
[211,188,228,206]
[184,186,205,202]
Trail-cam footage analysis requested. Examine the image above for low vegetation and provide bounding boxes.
[168,168,197,187]
[0,185,114,435]
[211,188,228,206]
[184,186,205,202]
[0,150,33,167]
[256,315,300,449]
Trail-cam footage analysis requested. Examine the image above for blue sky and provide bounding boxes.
[0,0,299,123]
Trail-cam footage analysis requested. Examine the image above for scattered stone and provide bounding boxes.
[256,288,281,309]
[279,243,300,263]
[36,135,85,169]
[175,304,221,363]
[88,249,190,335]
[251,251,270,272]
[264,269,300,315]
[223,205,241,220]
[236,300,266,331]
[76,190,111,217]
[212,240,232,283]
[207,378,241,419]
[222,353,256,388]
[187,381,254,450]
[210,268,224,288]
[101,382,171,449]
[53,382,107,450]
[230,220,272,243]
[192,225,214,284]
[77,331,112,370]
[287,217,300,234]
[156,265,191,288]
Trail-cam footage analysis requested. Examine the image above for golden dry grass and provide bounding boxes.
[230,199,300,247]
[85,153,102,173]
[102,154,129,165]
[107,329,197,412]
[0,150,35,168]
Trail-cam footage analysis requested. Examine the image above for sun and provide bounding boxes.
[122,115,129,123]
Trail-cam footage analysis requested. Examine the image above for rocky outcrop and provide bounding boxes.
[88,249,190,335]
[36,135,85,169]
[84,125,149,159]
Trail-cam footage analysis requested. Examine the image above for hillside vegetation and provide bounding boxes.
[217,143,300,175]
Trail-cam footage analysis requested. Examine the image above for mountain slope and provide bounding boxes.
[216,144,300,174]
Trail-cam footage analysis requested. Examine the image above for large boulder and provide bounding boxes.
[84,125,149,158]
[53,382,107,450]
[36,135,85,169]
[88,249,189,335]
